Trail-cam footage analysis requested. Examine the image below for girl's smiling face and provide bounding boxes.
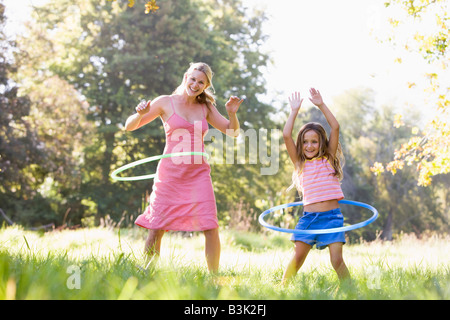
[302,130,320,159]
[185,69,208,98]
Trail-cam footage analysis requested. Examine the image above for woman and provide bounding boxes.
[125,62,243,273]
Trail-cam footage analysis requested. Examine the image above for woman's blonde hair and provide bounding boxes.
[173,62,216,107]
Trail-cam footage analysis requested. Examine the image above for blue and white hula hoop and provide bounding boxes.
[259,200,378,234]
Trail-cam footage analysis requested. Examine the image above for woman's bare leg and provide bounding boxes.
[203,228,220,273]
[144,229,165,269]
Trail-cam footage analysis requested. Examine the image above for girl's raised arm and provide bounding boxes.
[283,92,303,166]
[309,88,340,157]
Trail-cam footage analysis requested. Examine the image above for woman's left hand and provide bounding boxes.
[225,96,244,114]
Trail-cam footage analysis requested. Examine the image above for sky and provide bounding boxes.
[241,0,437,111]
[3,0,444,117]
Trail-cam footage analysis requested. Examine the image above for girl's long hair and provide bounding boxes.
[173,62,216,108]
[291,122,345,191]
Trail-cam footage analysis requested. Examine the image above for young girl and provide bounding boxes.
[124,62,243,273]
[282,88,350,284]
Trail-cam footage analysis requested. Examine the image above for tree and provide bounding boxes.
[1,0,94,226]
[1,1,47,225]
[0,2,55,225]
[371,0,450,186]
[19,0,276,225]
[332,88,448,240]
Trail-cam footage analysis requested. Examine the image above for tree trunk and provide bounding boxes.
[381,209,393,241]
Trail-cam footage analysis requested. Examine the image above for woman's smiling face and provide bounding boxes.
[185,69,208,98]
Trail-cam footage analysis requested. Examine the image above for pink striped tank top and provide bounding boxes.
[294,157,344,206]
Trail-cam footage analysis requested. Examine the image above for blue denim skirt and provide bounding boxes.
[291,208,346,250]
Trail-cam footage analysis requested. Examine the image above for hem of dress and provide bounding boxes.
[134,200,218,232]
[134,221,219,232]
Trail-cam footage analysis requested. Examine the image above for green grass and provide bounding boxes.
[0,226,448,300]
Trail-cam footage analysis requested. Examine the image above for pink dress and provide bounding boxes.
[134,96,218,231]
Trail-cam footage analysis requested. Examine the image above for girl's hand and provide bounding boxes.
[288,91,303,112]
[225,96,244,115]
[136,100,151,116]
[309,88,324,107]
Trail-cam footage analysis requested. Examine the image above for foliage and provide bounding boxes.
[371,0,450,186]
[1,0,447,240]
[6,0,278,227]
[107,0,160,14]
[332,88,448,240]
[1,2,58,225]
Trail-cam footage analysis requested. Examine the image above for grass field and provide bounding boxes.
[0,226,448,300]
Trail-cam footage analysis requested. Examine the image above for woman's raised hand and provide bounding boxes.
[136,100,151,116]
[225,96,244,115]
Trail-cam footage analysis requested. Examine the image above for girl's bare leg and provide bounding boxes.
[282,241,311,284]
[328,242,350,282]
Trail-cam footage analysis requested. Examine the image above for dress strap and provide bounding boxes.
[169,96,176,114]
